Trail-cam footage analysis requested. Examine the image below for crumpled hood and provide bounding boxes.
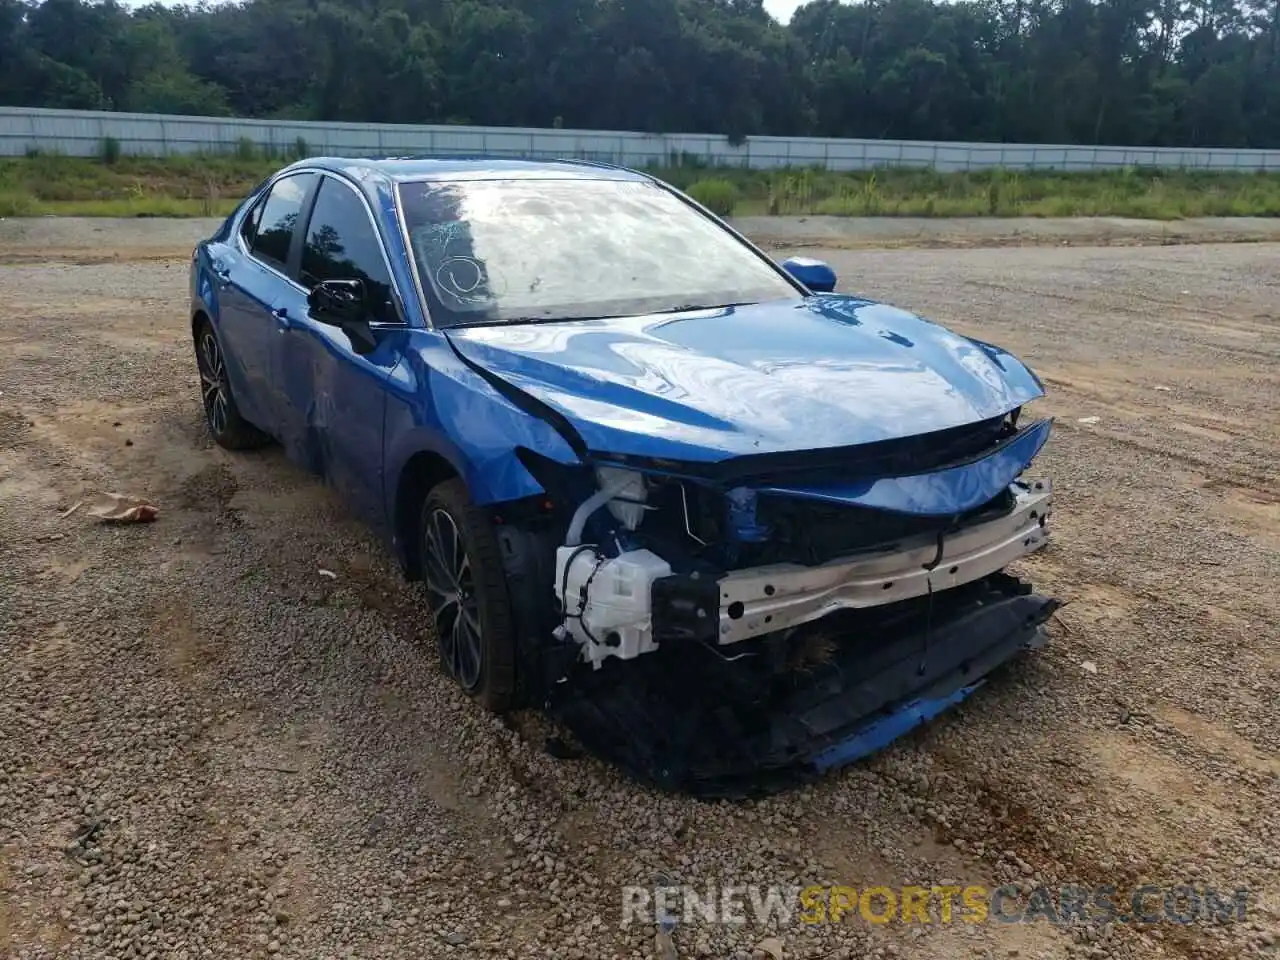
[444,295,1044,462]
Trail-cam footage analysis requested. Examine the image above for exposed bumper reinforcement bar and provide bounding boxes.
[716,479,1052,645]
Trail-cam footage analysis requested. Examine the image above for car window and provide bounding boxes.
[300,176,397,324]
[246,173,316,271]
[396,178,801,327]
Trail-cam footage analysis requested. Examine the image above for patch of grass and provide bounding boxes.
[0,153,279,218]
[653,164,1280,219]
[0,192,39,217]
[685,177,740,215]
[20,196,243,217]
[3,154,1280,219]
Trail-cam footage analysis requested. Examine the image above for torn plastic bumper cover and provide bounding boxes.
[547,572,1060,798]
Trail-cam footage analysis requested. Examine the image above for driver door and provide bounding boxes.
[275,174,407,532]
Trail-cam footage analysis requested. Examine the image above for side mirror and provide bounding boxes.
[782,257,837,294]
[308,278,377,353]
[308,278,367,324]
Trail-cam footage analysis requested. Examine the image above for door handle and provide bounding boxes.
[211,260,231,284]
[272,306,291,329]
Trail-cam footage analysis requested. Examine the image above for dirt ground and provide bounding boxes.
[1,218,1277,960]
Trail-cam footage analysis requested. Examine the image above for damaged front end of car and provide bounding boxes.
[490,405,1059,798]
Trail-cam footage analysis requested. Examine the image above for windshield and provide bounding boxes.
[396,177,801,327]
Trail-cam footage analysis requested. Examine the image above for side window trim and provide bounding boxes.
[288,176,323,282]
[303,172,409,327]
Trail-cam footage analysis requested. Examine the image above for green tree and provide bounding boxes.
[2,0,1280,149]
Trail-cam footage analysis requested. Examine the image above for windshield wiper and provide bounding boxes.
[653,300,760,314]
[448,301,764,329]
[450,315,605,328]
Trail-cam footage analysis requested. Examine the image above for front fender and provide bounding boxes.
[383,332,581,511]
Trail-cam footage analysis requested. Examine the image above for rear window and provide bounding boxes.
[243,173,316,270]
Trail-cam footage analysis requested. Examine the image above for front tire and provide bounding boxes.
[420,478,517,713]
[194,319,270,450]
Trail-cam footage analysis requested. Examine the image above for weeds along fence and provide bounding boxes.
[6,106,1280,172]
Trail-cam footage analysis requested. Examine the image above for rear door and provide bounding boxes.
[218,171,318,434]
[276,174,408,531]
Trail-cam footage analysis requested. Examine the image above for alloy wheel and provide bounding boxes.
[422,507,484,690]
[197,331,229,436]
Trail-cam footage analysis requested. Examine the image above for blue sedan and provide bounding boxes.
[190,157,1057,791]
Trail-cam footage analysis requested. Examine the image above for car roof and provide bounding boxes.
[292,156,654,184]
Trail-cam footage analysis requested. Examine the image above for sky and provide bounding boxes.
[763,0,807,22]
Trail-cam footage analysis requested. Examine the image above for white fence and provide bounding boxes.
[4,105,1280,171]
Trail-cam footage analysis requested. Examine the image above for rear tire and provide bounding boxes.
[419,478,517,713]
[194,319,271,450]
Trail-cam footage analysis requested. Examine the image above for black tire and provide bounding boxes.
[194,318,271,450]
[419,477,517,712]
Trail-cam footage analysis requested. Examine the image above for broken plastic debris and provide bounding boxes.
[1076,416,1100,425]
[1081,660,1099,674]
[317,569,338,580]
[85,492,158,524]
[755,938,785,960]
[1154,385,1172,392]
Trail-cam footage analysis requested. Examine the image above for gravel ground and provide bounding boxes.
[1,220,1278,960]
[736,215,1280,249]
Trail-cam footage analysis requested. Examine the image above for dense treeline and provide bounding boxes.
[1,0,1279,147]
